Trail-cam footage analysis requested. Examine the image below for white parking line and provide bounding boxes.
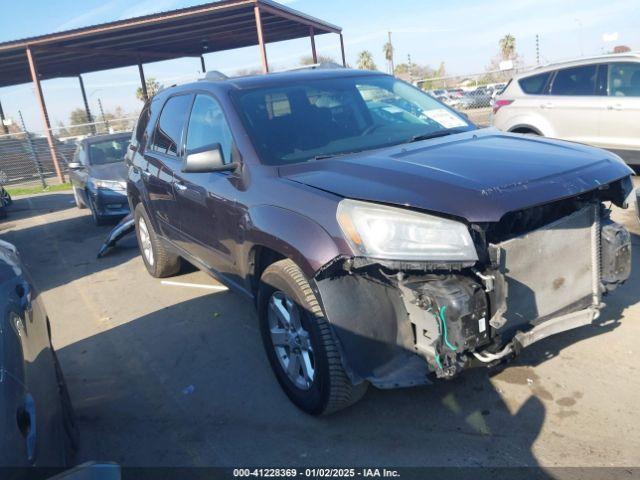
[160,280,229,291]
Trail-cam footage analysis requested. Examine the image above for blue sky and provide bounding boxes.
[1,0,638,131]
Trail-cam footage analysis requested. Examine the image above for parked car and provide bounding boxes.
[459,89,493,109]
[492,53,640,165]
[0,239,78,466]
[68,133,131,225]
[126,68,634,415]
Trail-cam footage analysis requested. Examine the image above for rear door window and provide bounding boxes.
[608,62,640,97]
[550,65,598,95]
[150,94,192,156]
[518,72,551,94]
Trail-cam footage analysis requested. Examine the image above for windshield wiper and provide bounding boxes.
[407,128,467,144]
[312,151,359,161]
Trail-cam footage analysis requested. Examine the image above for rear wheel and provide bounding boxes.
[258,259,367,415]
[134,203,181,278]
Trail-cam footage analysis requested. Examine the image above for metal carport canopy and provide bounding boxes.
[0,0,342,86]
[0,0,344,182]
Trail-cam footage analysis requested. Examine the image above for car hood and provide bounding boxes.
[279,129,633,223]
[88,162,127,181]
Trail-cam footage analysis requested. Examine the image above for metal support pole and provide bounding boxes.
[0,100,8,135]
[309,27,317,64]
[78,75,96,135]
[19,110,46,188]
[98,99,109,133]
[254,5,269,73]
[25,46,63,183]
[339,34,346,67]
[200,55,207,73]
[138,61,148,101]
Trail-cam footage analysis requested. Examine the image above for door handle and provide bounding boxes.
[174,182,187,192]
[540,102,554,109]
[607,104,623,110]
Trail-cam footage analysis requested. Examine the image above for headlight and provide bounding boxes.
[336,199,478,262]
[92,179,126,191]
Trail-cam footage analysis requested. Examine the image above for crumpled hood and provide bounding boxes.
[88,162,127,181]
[279,129,633,223]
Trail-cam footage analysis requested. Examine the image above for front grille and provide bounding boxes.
[491,205,600,332]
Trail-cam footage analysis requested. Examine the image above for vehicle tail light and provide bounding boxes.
[493,99,513,114]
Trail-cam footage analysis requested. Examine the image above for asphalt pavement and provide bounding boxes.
[0,179,638,468]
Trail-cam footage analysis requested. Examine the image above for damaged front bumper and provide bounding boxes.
[314,203,632,389]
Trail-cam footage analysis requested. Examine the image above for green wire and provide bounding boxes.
[435,354,443,370]
[439,306,458,352]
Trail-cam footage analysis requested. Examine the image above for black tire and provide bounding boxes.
[72,186,86,209]
[134,203,181,278]
[86,194,106,226]
[258,259,367,415]
[52,351,79,466]
[1,187,12,207]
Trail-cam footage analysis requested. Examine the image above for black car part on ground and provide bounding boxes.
[97,213,134,258]
[313,177,633,388]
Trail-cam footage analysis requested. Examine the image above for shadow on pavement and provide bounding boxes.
[58,292,546,468]
[0,193,137,293]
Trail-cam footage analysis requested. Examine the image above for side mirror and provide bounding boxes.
[183,143,237,173]
[68,162,84,170]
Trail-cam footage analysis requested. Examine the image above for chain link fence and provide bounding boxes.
[0,117,136,189]
[416,66,536,126]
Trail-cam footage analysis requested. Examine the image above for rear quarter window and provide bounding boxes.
[518,72,552,94]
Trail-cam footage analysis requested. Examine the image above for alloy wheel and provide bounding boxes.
[138,216,154,266]
[268,291,315,390]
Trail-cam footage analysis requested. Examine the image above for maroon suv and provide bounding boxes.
[126,68,634,415]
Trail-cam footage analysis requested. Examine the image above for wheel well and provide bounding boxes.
[510,126,542,135]
[250,246,286,296]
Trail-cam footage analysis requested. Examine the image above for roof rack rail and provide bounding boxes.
[200,70,229,81]
[277,62,345,73]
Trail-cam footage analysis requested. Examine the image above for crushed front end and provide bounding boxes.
[314,177,633,388]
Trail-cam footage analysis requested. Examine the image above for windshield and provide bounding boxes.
[233,74,474,165]
[88,137,129,165]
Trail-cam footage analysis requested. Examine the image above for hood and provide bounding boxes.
[88,162,127,181]
[279,129,633,223]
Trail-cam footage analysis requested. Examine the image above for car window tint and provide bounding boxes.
[608,62,640,97]
[135,104,151,144]
[518,72,551,94]
[234,75,472,166]
[151,95,192,156]
[185,94,234,164]
[550,65,597,95]
[88,138,129,165]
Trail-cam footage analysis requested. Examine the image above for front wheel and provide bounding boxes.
[258,259,367,415]
[72,186,86,209]
[134,203,181,278]
[1,187,12,207]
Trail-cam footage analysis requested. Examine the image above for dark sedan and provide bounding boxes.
[126,68,634,415]
[68,133,131,225]
[0,239,77,467]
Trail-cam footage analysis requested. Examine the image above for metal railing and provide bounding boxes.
[0,117,135,189]
[415,66,536,126]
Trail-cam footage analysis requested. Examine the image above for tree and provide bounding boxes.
[383,41,394,74]
[613,45,631,53]
[67,108,93,136]
[499,34,517,60]
[299,54,337,66]
[356,51,377,71]
[136,78,163,102]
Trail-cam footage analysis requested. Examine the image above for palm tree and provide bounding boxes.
[383,40,394,74]
[357,50,377,71]
[499,34,516,60]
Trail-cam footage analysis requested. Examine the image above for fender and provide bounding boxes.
[503,113,554,137]
[242,205,341,280]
